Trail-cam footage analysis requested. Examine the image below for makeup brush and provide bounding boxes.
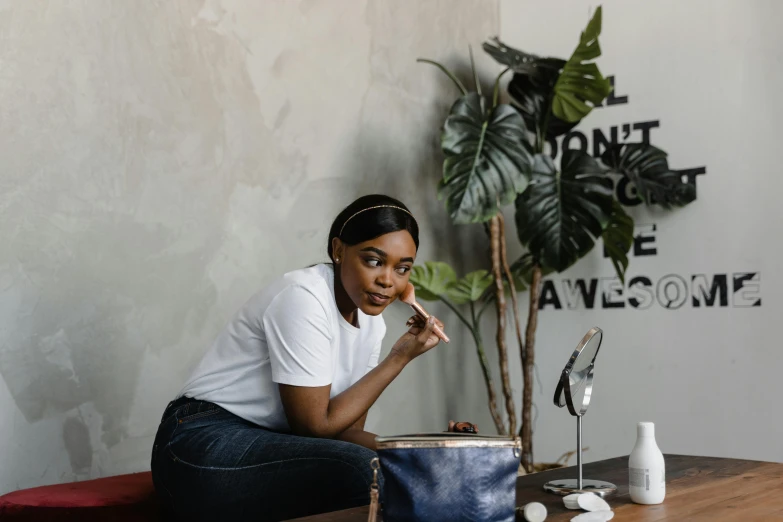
[399,283,450,343]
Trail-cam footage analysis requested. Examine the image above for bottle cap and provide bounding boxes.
[637,421,655,437]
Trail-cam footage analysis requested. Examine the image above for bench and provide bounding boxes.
[0,471,163,521]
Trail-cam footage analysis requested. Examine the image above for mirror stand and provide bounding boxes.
[543,416,617,497]
[544,327,617,498]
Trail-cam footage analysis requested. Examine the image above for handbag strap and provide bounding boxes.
[367,458,380,522]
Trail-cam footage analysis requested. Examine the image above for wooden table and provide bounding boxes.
[288,454,783,521]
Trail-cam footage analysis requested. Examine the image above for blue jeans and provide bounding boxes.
[151,397,381,521]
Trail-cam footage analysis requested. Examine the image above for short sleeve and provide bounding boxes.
[263,285,334,387]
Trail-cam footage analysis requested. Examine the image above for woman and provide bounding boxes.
[151,194,453,521]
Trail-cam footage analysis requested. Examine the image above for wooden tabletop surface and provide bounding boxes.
[287,454,783,521]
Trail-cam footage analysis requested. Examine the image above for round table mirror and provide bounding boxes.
[544,327,617,498]
[555,327,602,415]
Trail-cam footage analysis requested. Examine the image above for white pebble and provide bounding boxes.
[523,502,548,522]
[577,493,611,512]
[563,493,582,510]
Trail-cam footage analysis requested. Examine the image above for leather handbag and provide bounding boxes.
[367,433,521,522]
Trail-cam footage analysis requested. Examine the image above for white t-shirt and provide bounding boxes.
[178,263,386,431]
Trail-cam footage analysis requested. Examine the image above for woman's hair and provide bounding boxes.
[327,194,419,262]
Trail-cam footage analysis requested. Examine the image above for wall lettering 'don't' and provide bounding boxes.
[539,77,761,311]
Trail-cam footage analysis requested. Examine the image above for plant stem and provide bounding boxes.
[497,213,526,363]
[470,303,506,435]
[490,215,516,436]
[416,59,468,96]
[520,264,543,472]
[438,296,472,330]
[538,95,553,154]
[468,45,482,97]
[498,213,529,450]
[440,297,505,434]
[477,297,494,319]
[492,67,512,108]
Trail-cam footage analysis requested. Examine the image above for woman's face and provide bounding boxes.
[333,230,417,316]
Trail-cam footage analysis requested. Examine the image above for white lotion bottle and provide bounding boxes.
[629,421,665,504]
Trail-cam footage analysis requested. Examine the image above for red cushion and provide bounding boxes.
[0,472,163,521]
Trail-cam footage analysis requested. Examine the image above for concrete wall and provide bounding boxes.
[499,0,783,467]
[0,0,499,493]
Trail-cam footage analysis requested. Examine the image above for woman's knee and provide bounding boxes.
[347,443,380,481]
[333,442,383,499]
[292,439,380,496]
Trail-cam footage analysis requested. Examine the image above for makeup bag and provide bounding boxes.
[366,433,521,522]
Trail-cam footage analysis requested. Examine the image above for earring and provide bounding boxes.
[335,257,340,263]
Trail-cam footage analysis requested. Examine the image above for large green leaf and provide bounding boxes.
[601,143,696,208]
[446,270,495,304]
[439,92,534,224]
[408,261,457,301]
[508,71,576,139]
[552,6,612,123]
[482,37,558,75]
[482,38,575,138]
[515,151,614,272]
[601,199,634,283]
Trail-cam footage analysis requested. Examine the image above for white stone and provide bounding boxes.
[523,501,548,522]
[577,493,612,512]
[571,511,615,522]
[563,493,582,510]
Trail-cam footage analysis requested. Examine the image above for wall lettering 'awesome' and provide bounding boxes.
[540,77,761,311]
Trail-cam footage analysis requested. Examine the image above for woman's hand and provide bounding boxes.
[388,315,445,363]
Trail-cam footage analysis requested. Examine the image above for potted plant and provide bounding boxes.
[417,5,696,472]
[416,47,534,439]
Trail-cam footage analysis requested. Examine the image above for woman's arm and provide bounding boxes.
[285,401,378,450]
[336,413,384,451]
[279,315,442,445]
[278,350,407,441]
[336,429,378,450]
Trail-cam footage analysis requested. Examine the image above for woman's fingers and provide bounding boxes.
[407,315,425,335]
[404,315,446,350]
[405,315,423,327]
[415,316,436,344]
[391,314,447,363]
[407,315,444,329]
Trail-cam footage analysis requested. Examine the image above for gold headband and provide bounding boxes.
[339,205,416,237]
